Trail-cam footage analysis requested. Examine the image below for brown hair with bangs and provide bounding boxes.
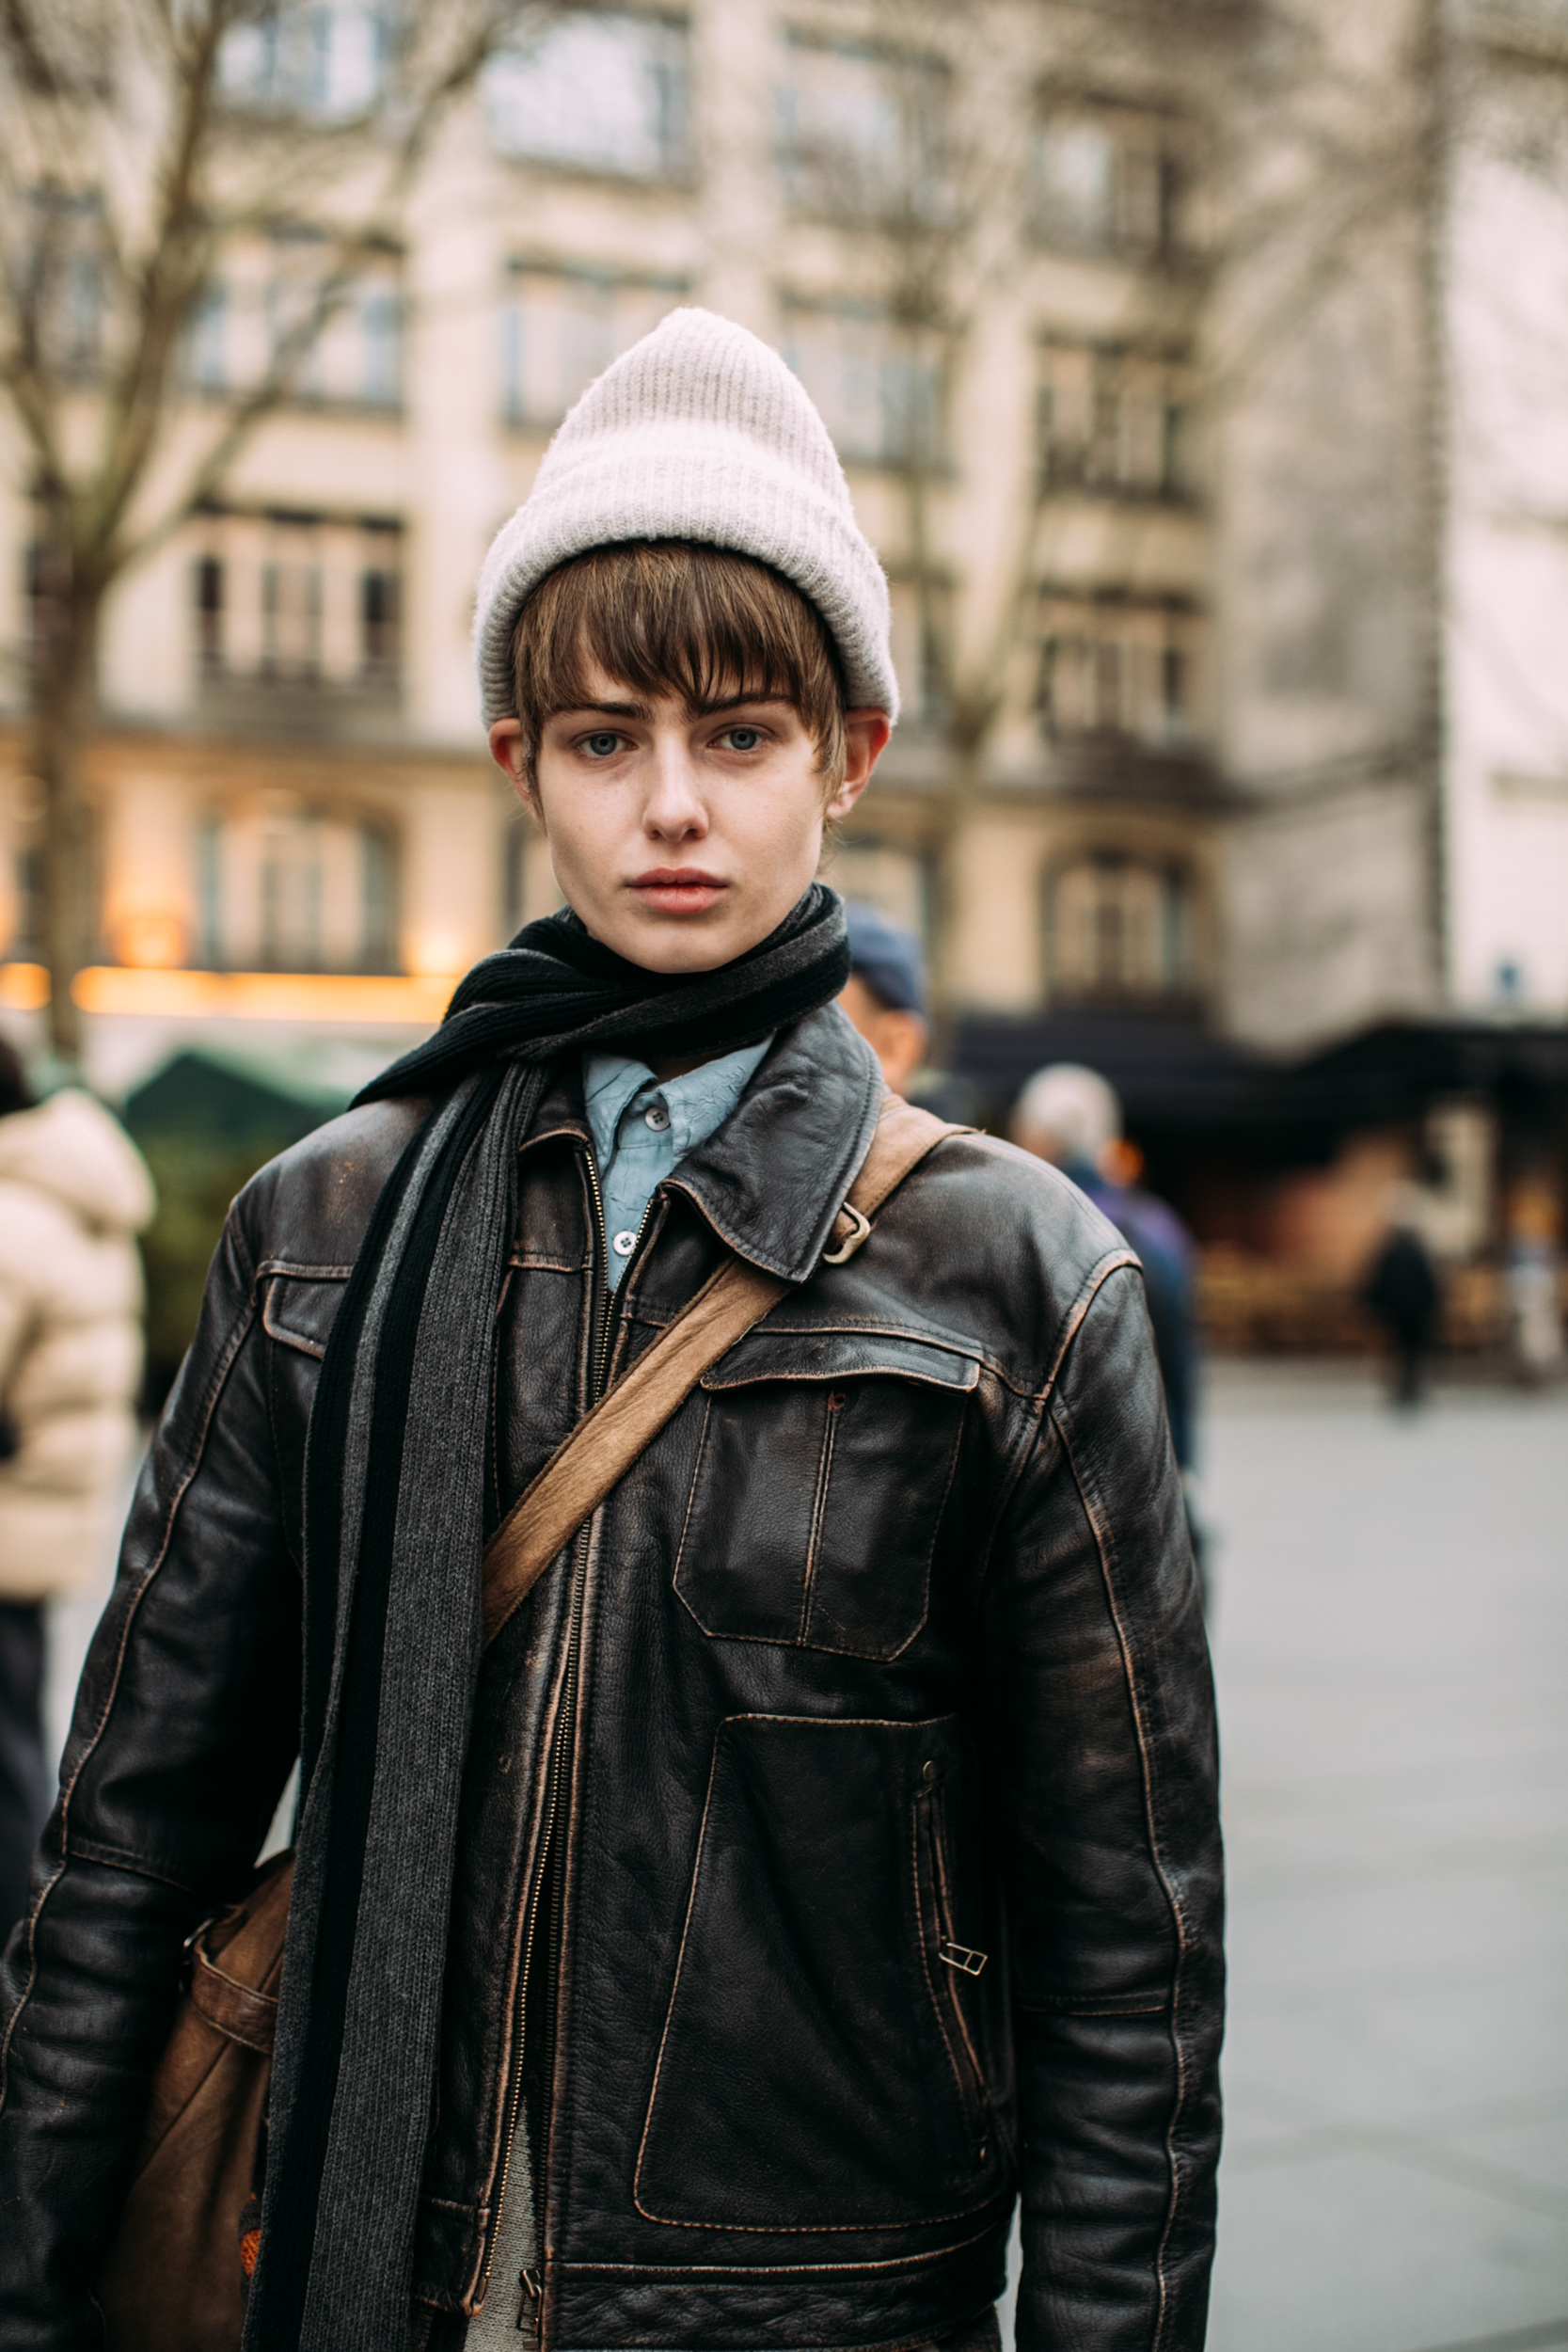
[510,540,848,795]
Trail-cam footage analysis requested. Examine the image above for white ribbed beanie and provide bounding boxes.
[473,308,899,724]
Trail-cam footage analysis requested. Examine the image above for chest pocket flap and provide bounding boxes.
[261,1271,348,1360]
[676,1328,978,1662]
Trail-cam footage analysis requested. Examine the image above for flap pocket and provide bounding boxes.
[677,1330,974,1661]
[261,1273,348,1361]
[704,1327,979,1396]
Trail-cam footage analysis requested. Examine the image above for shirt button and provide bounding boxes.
[644,1103,671,1131]
[611,1230,638,1258]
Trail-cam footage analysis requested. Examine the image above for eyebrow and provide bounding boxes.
[554,692,792,723]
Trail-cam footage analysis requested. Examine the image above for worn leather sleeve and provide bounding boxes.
[0,1205,303,2351]
[988,1259,1223,2352]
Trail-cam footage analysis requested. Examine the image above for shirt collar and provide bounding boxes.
[582,1038,772,1173]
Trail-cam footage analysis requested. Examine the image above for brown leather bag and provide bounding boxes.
[95,1097,954,2349]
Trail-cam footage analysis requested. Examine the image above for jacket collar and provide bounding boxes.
[664,1002,883,1283]
[520,1003,883,1286]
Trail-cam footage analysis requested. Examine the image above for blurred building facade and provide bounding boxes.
[0,0,1565,1106]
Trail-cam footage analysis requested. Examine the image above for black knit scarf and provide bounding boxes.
[243,885,848,2352]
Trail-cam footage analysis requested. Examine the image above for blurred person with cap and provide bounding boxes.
[839,899,978,1121]
[0,1040,154,1938]
[839,899,928,1095]
[1013,1062,1200,1487]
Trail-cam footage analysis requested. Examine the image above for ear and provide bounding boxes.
[489,717,540,820]
[827,708,892,820]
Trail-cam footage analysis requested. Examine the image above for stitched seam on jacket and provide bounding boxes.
[556,2215,1006,2274]
[56,1836,205,1895]
[1052,1278,1192,2352]
[797,1399,836,1644]
[0,1223,259,2113]
[970,1248,1135,1606]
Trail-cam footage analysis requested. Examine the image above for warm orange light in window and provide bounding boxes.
[406,930,464,979]
[0,963,454,1025]
[110,910,189,970]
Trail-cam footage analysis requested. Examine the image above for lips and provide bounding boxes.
[629,868,728,913]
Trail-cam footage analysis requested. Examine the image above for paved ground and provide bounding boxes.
[49,1365,1568,2349]
[997,1361,1568,2351]
[1202,1362,1568,2352]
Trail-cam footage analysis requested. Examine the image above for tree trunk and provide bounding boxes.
[29,583,102,1068]
[926,732,986,1054]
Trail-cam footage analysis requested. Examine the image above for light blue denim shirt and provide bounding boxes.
[582,1039,772,1289]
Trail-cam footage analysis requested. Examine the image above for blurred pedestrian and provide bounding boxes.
[1362,1216,1441,1407]
[1502,1184,1565,1386]
[838,899,928,1095]
[1013,1063,1199,1475]
[838,899,980,1122]
[0,1043,155,1936]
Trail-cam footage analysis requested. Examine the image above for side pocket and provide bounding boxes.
[913,1787,991,2164]
[635,1714,1002,2231]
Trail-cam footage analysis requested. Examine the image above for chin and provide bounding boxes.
[626,930,737,975]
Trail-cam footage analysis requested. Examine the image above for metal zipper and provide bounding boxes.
[476,1142,653,2335]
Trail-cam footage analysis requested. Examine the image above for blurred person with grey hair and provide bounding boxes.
[1013,1063,1199,1481]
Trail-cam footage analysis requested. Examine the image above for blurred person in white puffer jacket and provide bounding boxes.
[0,1040,154,1935]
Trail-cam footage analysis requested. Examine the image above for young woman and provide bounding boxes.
[0,310,1222,2352]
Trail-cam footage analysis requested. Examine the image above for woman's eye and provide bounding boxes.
[721,726,762,751]
[583,731,624,757]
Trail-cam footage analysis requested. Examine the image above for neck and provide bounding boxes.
[646,1048,727,1083]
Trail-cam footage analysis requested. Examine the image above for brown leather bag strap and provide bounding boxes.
[480,1093,963,1646]
[186,1929,282,2056]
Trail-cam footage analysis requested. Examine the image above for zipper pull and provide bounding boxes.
[515,2267,543,2333]
[939,1939,989,1977]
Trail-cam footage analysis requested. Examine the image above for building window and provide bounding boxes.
[24,188,107,379]
[198,800,400,973]
[360,563,400,679]
[185,284,228,391]
[219,3,389,119]
[782,304,942,469]
[261,550,323,678]
[484,12,689,181]
[195,555,225,675]
[1029,102,1184,259]
[265,240,404,409]
[192,512,404,698]
[357,287,402,406]
[778,36,947,223]
[1038,342,1194,500]
[820,840,928,947]
[1047,855,1194,1001]
[1039,595,1201,745]
[500,266,686,429]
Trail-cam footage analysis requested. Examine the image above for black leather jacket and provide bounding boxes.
[0,1008,1223,2351]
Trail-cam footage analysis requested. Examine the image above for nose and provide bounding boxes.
[642,735,707,844]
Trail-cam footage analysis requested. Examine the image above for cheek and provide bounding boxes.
[533,767,611,862]
[740,768,829,858]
